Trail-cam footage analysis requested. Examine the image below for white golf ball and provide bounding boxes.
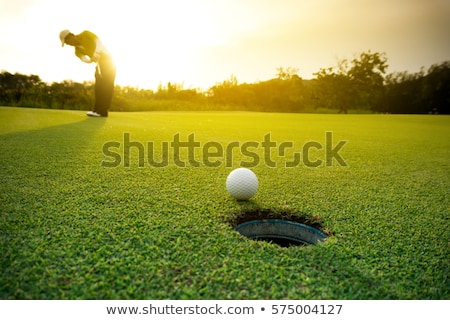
[226,168,258,200]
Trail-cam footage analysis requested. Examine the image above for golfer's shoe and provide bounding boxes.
[86,111,102,117]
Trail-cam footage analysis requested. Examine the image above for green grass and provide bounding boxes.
[1,106,449,299]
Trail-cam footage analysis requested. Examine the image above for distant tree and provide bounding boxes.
[423,61,450,114]
[276,66,299,80]
[48,81,93,110]
[313,51,388,112]
[0,71,43,105]
[208,75,241,106]
[383,70,425,113]
[348,51,388,110]
[1,56,447,114]
[313,67,353,113]
[156,82,183,99]
[383,61,450,114]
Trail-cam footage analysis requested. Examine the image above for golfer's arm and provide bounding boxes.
[93,39,106,62]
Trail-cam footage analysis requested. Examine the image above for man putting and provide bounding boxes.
[60,30,116,117]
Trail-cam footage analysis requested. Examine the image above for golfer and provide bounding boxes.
[60,30,116,117]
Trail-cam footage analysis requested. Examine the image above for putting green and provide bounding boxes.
[1,107,449,299]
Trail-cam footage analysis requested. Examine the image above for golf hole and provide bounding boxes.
[231,209,328,247]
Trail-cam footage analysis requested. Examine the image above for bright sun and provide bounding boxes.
[48,0,271,90]
[93,1,225,89]
[50,0,270,90]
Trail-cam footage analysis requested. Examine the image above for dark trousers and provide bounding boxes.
[94,55,116,117]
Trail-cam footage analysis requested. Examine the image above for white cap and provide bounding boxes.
[59,29,71,47]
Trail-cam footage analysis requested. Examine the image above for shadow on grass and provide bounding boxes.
[0,116,107,164]
[0,115,112,298]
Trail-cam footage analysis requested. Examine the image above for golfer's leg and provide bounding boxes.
[94,71,103,115]
[101,76,115,117]
[96,61,115,117]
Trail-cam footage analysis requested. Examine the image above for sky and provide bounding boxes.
[1,0,449,90]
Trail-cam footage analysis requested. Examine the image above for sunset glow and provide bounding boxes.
[1,0,449,90]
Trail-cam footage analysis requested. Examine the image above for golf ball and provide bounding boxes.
[226,168,258,200]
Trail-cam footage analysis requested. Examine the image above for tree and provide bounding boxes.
[0,71,43,105]
[313,51,388,112]
[208,75,242,106]
[383,70,425,113]
[276,66,299,80]
[313,67,353,113]
[348,51,388,110]
[423,61,450,114]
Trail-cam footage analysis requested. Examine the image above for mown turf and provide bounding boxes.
[0,107,449,299]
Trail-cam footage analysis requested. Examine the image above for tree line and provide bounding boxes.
[1,51,449,114]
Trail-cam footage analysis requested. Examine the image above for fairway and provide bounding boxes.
[1,107,449,299]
